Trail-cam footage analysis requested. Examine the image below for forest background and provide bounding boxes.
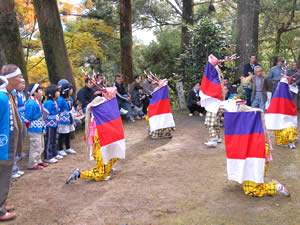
[0,0,299,106]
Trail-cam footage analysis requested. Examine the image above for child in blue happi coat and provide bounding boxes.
[56,83,76,156]
[10,79,27,178]
[43,84,63,164]
[25,83,48,170]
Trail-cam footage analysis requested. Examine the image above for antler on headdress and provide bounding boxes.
[144,71,167,88]
[209,54,240,67]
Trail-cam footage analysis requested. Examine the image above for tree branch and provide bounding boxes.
[133,22,181,30]
[193,0,223,6]
[223,0,237,10]
[26,16,37,65]
[165,0,182,16]
[285,25,300,32]
[59,12,119,25]
[28,57,45,71]
[284,0,297,30]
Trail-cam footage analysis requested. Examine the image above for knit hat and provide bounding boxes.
[57,79,69,88]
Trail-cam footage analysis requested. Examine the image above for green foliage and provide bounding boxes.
[178,18,231,89]
[135,28,181,92]
[132,0,181,29]
[258,0,300,69]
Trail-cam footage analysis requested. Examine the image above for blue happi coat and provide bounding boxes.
[56,96,73,125]
[25,97,44,133]
[0,90,15,160]
[11,90,26,123]
[43,99,58,128]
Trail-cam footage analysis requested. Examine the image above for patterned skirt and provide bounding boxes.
[57,123,75,134]
[274,126,297,145]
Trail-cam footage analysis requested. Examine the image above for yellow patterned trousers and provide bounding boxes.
[242,143,277,197]
[274,126,297,145]
[80,136,118,181]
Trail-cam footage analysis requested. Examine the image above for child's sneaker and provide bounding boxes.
[17,170,24,176]
[276,182,290,197]
[11,172,21,179]
[141,115,146,119]
[58,150,67,156]
[55,155,63,160]
[135,115,141,120]
[44,158,57,164]
[189,113,193,117]
[120,108,128,115]
[65,148,77,154]
[199,113,204,117]
[204,140,217,147]
[66,168,80,184]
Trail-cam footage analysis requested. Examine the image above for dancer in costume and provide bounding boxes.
[223,103,289,197]
[66,73,125,183]
[265,76,298,149]
[200,54,238,147]
[145,72,175,139]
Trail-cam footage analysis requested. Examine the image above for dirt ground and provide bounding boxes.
[4,110,300,225]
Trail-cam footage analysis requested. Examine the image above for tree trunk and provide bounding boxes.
[181,0,193,52]
[236,0,259,80]
[33,0,75,89]
[0,0,29,85]
[120,0,133,87]
[0,43,7,70]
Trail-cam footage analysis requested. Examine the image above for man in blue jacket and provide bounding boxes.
[0,64,23,222]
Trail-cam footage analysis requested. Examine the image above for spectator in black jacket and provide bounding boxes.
[187,81,205,117]
[113,75,135,122]
[77,78,95,113]
[243,55,260,106]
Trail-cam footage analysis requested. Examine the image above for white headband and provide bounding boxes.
[0,76,8,90]
[4,68,22,79]
[29,83,40,96]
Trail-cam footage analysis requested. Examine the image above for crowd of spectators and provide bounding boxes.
[187,57,299,114]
